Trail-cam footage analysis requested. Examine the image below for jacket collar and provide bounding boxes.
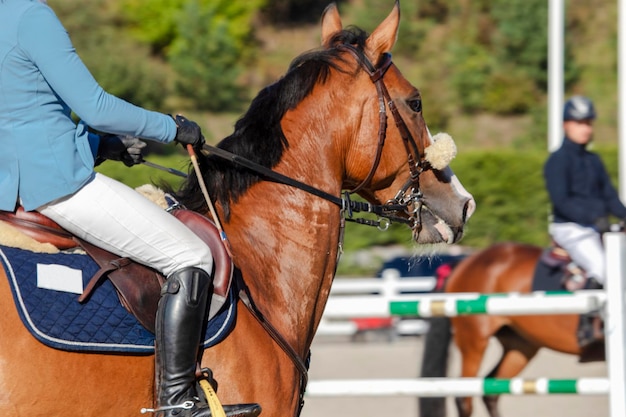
[562,137,587,154]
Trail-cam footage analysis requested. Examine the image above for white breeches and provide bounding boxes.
[37,173,213,278]
[549,222,605,284]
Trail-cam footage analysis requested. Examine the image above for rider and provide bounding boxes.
[544,95,626,290]
[0,1,260,416]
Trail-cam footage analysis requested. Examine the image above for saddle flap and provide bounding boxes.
[77,209,233,330]
[77,238,164,333]
[172,209,233,301]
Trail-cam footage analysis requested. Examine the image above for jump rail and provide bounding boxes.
[306,377,610,397]
[310,233,626,417]
[323,290,606,319]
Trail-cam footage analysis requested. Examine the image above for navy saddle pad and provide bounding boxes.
[531,255,565,292]
[0,245,236,353]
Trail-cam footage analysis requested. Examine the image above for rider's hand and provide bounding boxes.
[593,216,610,233]
[96,135,147,167]
[172,115,205,150]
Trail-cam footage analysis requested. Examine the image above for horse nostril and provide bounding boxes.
[463,198,476,221]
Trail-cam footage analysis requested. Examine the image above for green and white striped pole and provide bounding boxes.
[323,291,606,319]
[305,378,610,397]
[389,291,605,317]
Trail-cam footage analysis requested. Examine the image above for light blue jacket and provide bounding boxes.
[0,0,178,211]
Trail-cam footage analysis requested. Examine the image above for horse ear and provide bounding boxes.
[321,3,342,47]
[364,0,400,62]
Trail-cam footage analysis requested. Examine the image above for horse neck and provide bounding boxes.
[223,130,345,355]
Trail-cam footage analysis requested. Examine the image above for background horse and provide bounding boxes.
[0,2,475,416]
[419,241,604,417]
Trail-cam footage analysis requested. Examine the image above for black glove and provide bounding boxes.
[172,115,205,149]
[593,216,610,233]
[96,135,146,167]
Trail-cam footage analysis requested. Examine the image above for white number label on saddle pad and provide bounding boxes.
[36,264,83,294]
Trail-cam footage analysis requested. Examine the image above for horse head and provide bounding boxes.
[177,1,474,250]
[320,1,475,244]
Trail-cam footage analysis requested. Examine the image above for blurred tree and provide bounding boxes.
[453,149,550,247]
[448,43,493,113]
[482,66,538,114]
[117,0,185,54]
[446,0,579,115]
[490,0,578,94]
[418,0,449,22]
[260,0,346,25]
[512,102,549,151]
[491,0,549,90]
[53,0,170,110]
[169,1,245,110]
[119,0,262,111]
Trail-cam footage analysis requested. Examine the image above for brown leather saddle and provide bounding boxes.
[539,242,604,361]
[539,242,588,291]
[0,207,233,333]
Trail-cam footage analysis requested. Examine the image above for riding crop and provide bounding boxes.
[186,144,233,258]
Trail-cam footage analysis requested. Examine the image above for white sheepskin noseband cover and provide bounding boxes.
[424,132,456,170]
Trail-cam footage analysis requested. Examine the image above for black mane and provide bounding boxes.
[171,27,369,219]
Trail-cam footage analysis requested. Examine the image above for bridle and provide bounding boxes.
[338,45,427,194]
[201,44,432,233]
[336,43,431,232]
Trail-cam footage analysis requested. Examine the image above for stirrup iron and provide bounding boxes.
[140,400,195,414]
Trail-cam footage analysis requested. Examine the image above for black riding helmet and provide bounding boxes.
[563,95,596,121]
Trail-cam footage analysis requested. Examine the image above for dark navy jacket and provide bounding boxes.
[544,137,626,225]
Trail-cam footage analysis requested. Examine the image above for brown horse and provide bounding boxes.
[419,242,603,417]
[0,3,475,416]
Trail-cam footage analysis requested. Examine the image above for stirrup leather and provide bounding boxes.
[198,368,227,417]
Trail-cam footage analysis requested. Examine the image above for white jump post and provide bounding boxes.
[604,232,626,417]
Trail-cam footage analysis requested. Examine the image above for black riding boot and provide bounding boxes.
[155,267,261,417]
[577,276,604,361]
[584,277,603,290]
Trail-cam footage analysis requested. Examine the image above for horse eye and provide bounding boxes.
[408,99,422,113]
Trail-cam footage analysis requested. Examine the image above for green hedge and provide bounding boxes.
[450,148,550,247]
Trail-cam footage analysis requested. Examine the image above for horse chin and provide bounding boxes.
[412,214,462,245]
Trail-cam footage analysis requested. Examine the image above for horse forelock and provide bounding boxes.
[172,28,371,218]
